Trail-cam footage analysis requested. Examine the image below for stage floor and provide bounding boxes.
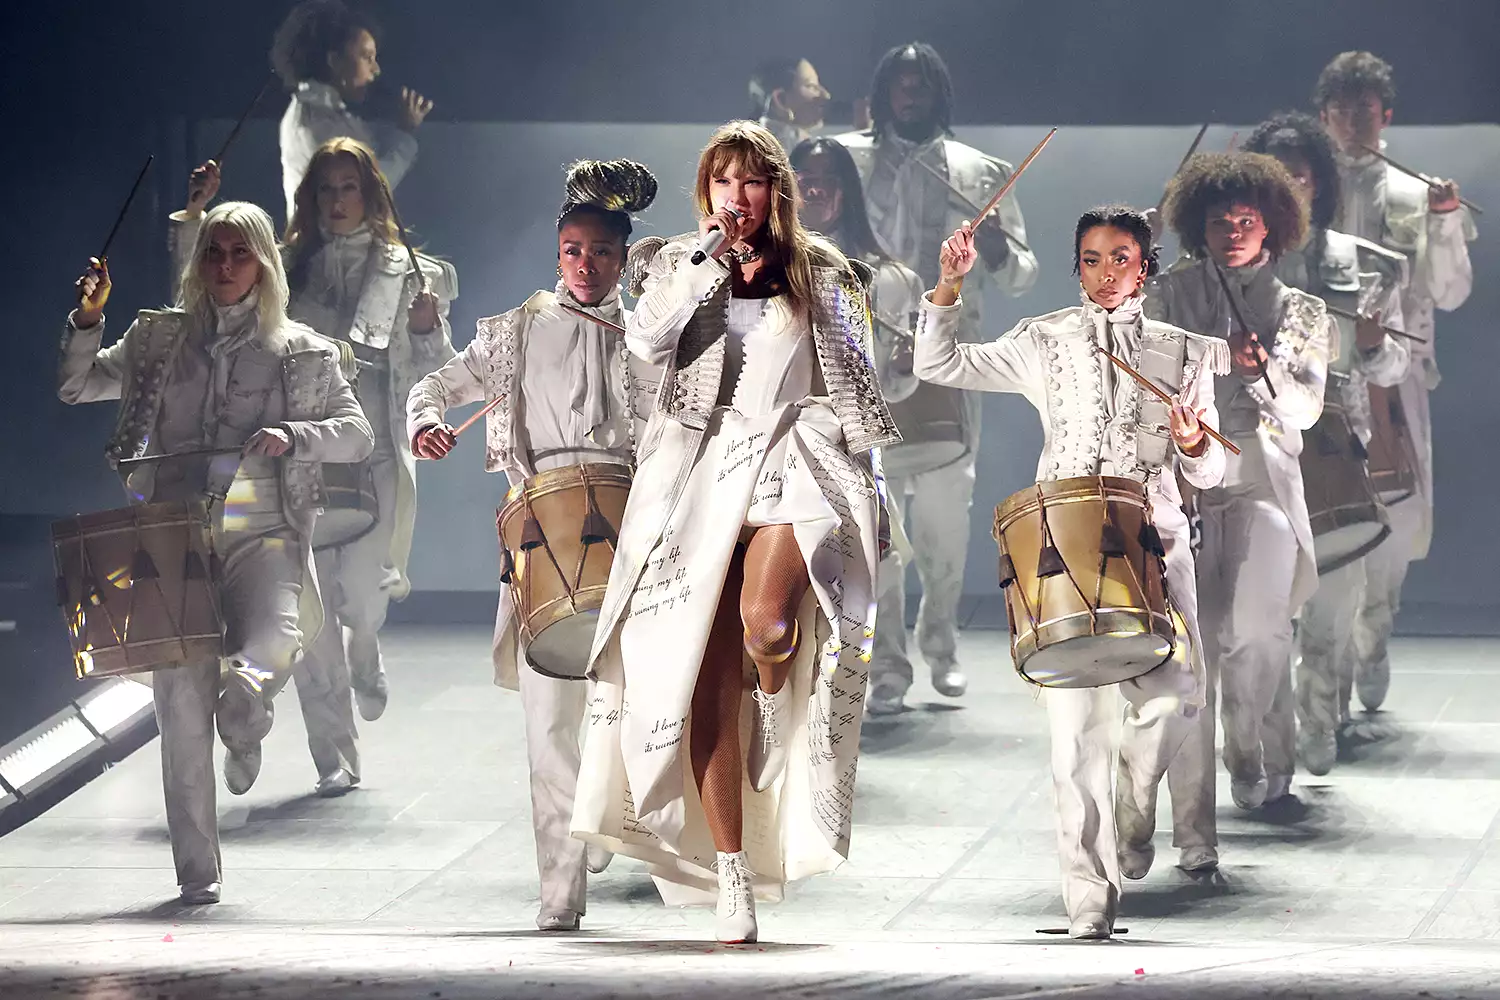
[0,628,1497,998]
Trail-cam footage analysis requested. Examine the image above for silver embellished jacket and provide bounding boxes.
[58,308,374,513]
[625,235,900,455]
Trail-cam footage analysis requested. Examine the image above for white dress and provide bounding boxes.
[570,292,882,903]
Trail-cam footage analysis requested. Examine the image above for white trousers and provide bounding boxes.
[871,455,976,688]
[517,661,590,914]
[294,385,400,782]
[1354,375,1433,706]
[155,524,303,889]
[1296,559,1363,739]
[1047,671,1195,922]
[1168,477,1299,845]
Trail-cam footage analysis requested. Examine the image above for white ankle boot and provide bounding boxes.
[748,682,793,792]
[715,851,757,943]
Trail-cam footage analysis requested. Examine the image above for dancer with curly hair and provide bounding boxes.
[273,0,434,217]
[1145,152,1334,871]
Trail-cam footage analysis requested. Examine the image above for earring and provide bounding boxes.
[556,265,563,277]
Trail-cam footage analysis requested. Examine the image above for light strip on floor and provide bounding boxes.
[76,678,156,740]
[0,713,104,797]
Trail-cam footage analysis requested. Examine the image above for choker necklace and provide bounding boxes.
[726,246,763,265]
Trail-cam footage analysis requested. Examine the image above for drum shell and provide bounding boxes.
[312,461,379,551]
[994,475,1174,689]
[498,463,632,680]
[1299,384,1390,574]
[1364,381,1419,506]
[51,501,225,678]
[881,380,970,479]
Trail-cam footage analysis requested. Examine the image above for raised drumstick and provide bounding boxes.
[913,157,1033,256]
[99,154,155,260]
[1359,143,1483,215]
[387,200,429,295]
[972,127,1056,229]
[1155,123,1210,214]
[214,75,276,167]
[1092,344,1241,456]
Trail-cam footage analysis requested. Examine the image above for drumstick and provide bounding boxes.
[1092,344,1241,456]
[972,127,1056,229]
[1323,303,1428,344]
[99,154,155,260]
[912,157,1033,255]
[213,75,276,167]
[1358,143,1484,215]
[557,302,627,335]
[452,395,505,438]
[1155,123,1210,214]
[115,446,243,468]
[387,200,429,295]
[1207,256,1277,399]
[950,127,1056,295]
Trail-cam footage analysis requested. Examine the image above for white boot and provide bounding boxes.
[586,843,614,874]
[715,851,758,944]
[748,682,793,793]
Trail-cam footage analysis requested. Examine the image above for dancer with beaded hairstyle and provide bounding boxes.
[917,206,1225,939]
[1147,153,1333,870]
[569,121,899,944]
[1242,112,1410,776]
[171,139,457,797]
[58,203,373,904]
[407,159,659,931]
[273,0,434,219]
[1314,51,1477,716]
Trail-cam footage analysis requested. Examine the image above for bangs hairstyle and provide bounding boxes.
[284,138,401,290]
[556,158,659,244]
[789,136,887,264]
[1243,111,1342,232]
[1162,152,1309,260]
[177,202,291,336]
[271,0,379,89]
[1072,205,1160,277]
[693,120,851,315]
[1313,50,1396,111]
[869,42,953,140]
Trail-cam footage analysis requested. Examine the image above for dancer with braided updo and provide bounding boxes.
[407,159,660,931]
[569,121,899,944]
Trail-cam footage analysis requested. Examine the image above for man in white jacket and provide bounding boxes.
[835,42,1038,714]
[1314,51,1477,715]
[917,206,1224,939]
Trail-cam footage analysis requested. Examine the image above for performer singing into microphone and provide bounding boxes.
[1314,51,1477,715]
[916,207,1223,938]
[406,160,659,931]
[569,121,898,944]
[273,0,434,219]
[1148,153,1332,869]
[750,57,831,153]
[58,203,373,904]
[1243,113,1410,776]
[835,42,1039,714]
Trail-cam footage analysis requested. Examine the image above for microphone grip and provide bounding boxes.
[690,228,727,266]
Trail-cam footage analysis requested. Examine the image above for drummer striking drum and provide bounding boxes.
[58,202,374,905]
[406,159,660,931]
[916,206,1225,939]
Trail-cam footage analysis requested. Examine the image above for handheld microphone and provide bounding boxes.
[689,208,744,265]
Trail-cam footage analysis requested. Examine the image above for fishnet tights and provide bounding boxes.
[690,524,811,853]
